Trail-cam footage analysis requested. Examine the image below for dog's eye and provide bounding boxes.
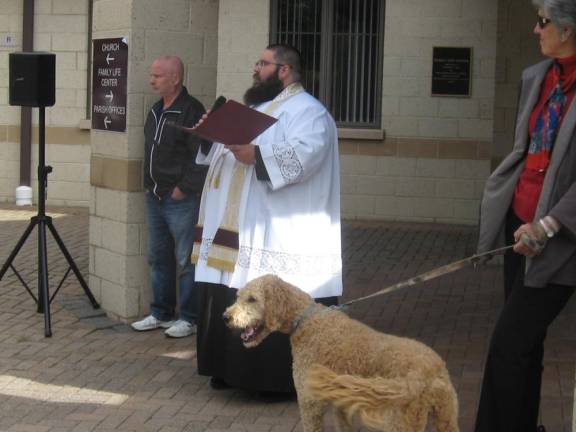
[247,296,257,303]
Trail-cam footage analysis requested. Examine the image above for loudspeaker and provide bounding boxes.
[9,52,56,107]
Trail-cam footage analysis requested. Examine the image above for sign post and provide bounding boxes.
[92,37,128,132]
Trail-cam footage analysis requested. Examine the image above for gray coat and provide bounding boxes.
[478,59,576,288]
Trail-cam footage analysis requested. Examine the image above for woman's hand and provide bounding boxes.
[513,222,546,257]
[513,216,561,257]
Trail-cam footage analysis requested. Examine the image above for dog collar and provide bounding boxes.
[290,303,340,334]
[290,303,319,334]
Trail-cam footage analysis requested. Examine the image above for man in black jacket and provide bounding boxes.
[131,55,207,338]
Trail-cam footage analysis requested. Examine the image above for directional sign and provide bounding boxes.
[92,37,128,132]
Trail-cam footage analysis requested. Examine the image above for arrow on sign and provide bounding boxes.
[106,53,115,65]
[104,116,111,129]
[105,90,114,103]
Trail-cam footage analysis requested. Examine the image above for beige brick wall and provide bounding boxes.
[350,0,497,223]
[215,0,498,223]
[383,0,498,139]
[0,0,91,205]
[0,139,18,199]
[341,155,490,224]
[216,0,269,101]
[89,186,147,318]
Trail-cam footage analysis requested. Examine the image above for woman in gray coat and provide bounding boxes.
[475,1,576,431]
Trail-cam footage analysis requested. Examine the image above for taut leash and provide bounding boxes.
[337,245,514,310]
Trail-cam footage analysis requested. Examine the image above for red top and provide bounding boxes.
[512,55,576,222]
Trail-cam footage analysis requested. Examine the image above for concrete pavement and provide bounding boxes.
[0,204,573,431]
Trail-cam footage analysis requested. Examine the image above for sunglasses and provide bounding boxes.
[537,15,552,29]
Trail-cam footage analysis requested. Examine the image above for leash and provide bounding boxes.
[337,244,514,310]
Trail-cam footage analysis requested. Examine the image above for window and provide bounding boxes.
[270,0,385,128]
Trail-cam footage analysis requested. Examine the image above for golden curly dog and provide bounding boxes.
[223,274,459,432]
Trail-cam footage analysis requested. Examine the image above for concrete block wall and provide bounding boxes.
[126,0,219,122]
[90,0,218,320]
[0,0,91,206]
[216,0,269,100]
[89,185,147,319]
[0,0,23,128]
[341,0,498,224]
[215,0,498,224]
[341,156,490,224]
[382,0,498,140]
[32,141,91,207]
[0,140,18,200]
[343,0,498,224]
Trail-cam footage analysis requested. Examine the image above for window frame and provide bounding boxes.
[269,0,385,129]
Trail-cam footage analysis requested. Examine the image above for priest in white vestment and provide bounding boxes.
[192,44,342,395]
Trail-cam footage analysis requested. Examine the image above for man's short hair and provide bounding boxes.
[267,44,302,81]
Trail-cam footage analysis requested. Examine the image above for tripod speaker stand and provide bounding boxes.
[0,52,100,337]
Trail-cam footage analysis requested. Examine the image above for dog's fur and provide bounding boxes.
[223,275,459,432]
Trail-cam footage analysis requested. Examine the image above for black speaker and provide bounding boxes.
[9,52,56,107]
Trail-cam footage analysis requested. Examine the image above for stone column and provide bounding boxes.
[89,0,218,320]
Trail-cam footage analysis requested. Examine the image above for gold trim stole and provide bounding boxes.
[191,83,304,272]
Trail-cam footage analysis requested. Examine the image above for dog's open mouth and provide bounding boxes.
[241,324,263,343]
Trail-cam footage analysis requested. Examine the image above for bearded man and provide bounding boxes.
[192,44,342,396]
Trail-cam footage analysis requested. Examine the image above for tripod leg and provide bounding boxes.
[46,219,100,308]
[37,219,52,337]
[0,217,38,281]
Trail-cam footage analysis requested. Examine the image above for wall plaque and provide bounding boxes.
[92,37,128,132]
[431,47,471,97]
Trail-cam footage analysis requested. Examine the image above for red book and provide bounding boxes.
[177,100,277,145]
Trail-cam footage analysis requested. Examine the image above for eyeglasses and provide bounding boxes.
[537,15,552,29]
[254,59,285,69]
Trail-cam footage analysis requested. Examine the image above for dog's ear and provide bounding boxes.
[262,275,294,330]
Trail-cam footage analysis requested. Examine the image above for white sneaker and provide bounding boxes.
[164,320,197,338]
[131,315,175,331]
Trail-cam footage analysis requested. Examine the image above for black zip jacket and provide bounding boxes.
[144,87,208,198]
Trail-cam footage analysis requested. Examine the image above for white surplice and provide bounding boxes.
[194,86,342,298]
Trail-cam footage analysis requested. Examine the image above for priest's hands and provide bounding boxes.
[188,106,256,164]
[186,109,257,164]
[225,144,256,165]
[175,113,207,134]
[187,113,208,131]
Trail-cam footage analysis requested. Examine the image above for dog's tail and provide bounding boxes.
[306,364,425,430]
[306,365,459,432]
[428,372,459,432]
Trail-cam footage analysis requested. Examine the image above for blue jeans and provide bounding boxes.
[145,191,199,323]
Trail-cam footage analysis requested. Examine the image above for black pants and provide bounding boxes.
[475,211,575,432]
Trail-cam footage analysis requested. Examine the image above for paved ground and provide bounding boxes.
[0,204,574,432]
